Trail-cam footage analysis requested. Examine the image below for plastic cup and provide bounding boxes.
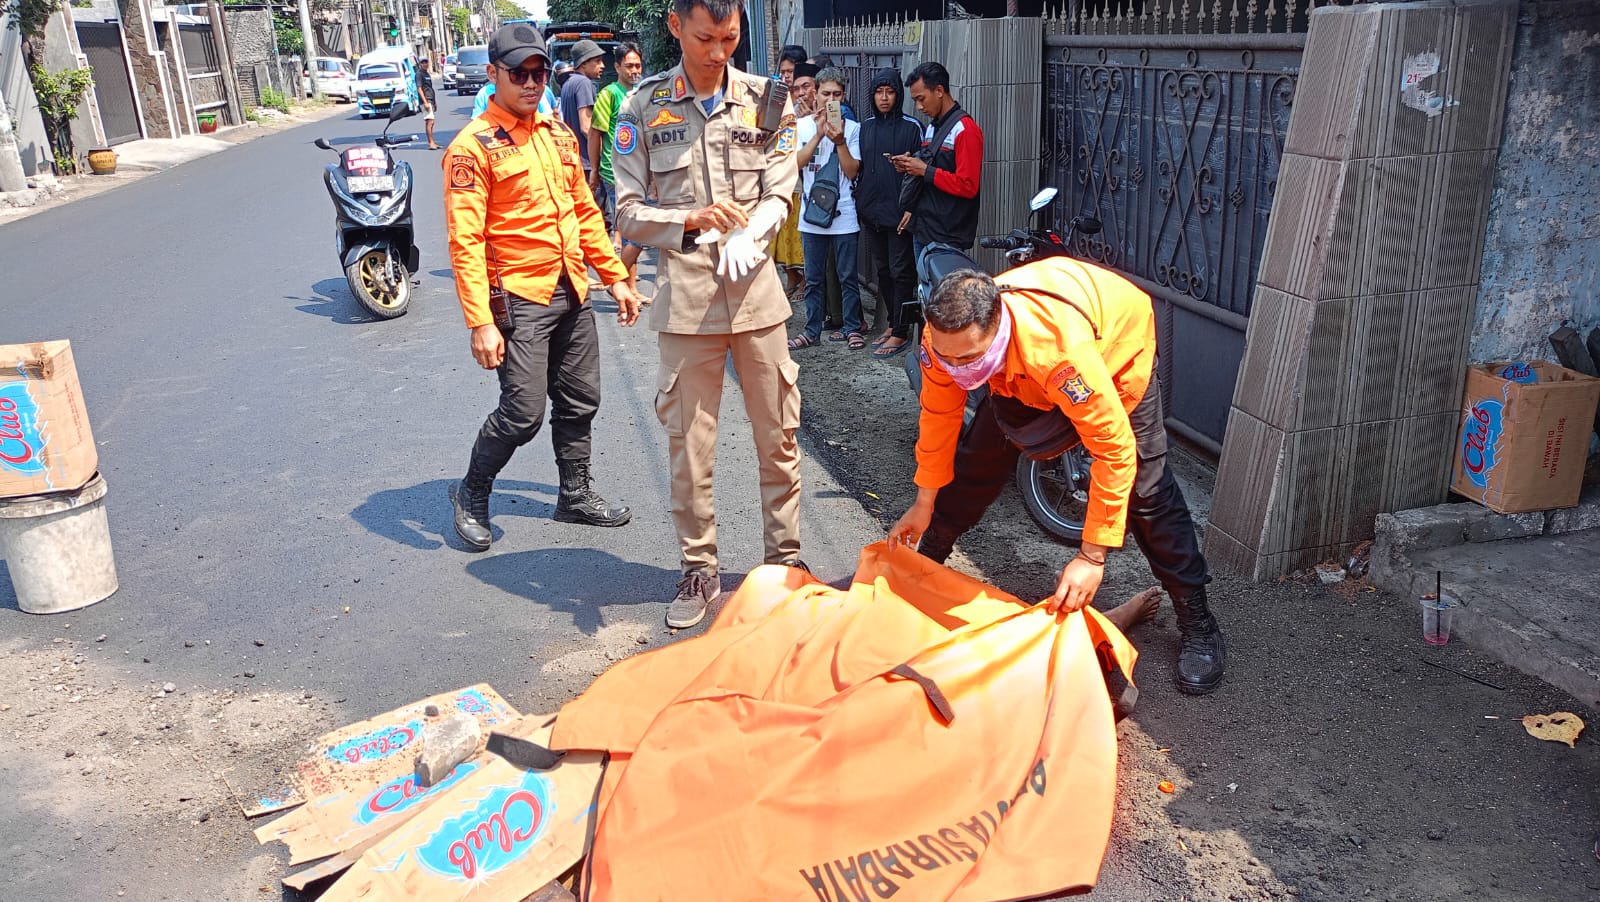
[1420,594,1456,646]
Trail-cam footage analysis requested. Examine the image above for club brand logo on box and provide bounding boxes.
[327,718,424,765]
[1460,398,1505,489]
[1499,363,1538,384]
[356,761,478,825]
[454,688,495,716]
[0,381,46,475]
[418,769,552,881]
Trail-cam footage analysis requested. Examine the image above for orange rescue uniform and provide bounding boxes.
[914,256,1156,548]
[443,100,627,328]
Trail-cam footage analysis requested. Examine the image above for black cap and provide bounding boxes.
[488,23,549,68]
[793,61,821,80]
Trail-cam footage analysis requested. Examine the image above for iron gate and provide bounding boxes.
[1044,32,1302,451]
[76,22,142,145]
[816,45,916,123]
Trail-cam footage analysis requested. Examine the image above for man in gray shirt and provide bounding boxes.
[561,39,606,189]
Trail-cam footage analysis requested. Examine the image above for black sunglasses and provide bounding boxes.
[499,63,550,85]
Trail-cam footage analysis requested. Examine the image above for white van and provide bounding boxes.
[354,46,421,119]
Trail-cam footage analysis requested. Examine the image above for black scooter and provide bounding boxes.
[312,103,421,319]
[904,187,1104,545]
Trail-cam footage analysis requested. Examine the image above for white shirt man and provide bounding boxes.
[788,70,865,349]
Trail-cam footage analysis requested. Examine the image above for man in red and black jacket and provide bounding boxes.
[891,61,983,251]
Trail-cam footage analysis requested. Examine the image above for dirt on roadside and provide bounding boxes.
[786,292,1600,902]
[0,633,340,899]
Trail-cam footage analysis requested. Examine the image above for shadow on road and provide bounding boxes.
[290,277,391,325]
[351,477,559,551]
[467,548,678,635]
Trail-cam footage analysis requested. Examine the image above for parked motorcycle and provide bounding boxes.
[312,103,420,319]
[903,186,1103,544]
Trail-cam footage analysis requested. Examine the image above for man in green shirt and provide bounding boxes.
[588,42,645,286]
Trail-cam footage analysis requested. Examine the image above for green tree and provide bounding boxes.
[494,0,526,21]
[2,0,59,71]
[273,8,305,57]
[448,5,472,42]
[30,64,93,173]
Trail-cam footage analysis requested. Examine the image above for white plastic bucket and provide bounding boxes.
[0,473,118,614]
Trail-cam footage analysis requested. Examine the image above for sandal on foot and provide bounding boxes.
[827,330,848,342]
[847,332,867,350]
[787,334,819,350]
[872,338,910,359]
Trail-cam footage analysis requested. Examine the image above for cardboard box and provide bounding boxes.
[0,340,98,498]
[1452,361,1600,513]
[252,685,521,866]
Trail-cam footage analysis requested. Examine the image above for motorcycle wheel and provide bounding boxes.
[345,246,411,319]
[1016,446,1093,544]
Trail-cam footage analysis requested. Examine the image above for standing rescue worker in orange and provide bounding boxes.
[445,23,647,552]
[888,259,1226,694]
[612,0,805,629]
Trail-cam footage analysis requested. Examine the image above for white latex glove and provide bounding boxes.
[695,227,770,281]
[745,205,783,244]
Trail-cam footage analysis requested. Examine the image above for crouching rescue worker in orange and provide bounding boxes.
[888,258,1226,694]
[444,23,646,552]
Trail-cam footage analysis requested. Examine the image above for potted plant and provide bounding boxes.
[197,112,219,134]
[86,147,117,174]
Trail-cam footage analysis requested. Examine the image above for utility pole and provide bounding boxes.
[299,0,323,99]
[0,85,29,193]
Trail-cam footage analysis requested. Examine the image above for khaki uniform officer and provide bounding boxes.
[612,1,802,629]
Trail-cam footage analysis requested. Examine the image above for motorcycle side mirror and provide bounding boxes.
[1028,187,1059,212]
[313,137,332,150]
[389,102,412,121]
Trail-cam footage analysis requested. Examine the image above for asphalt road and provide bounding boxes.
[0,96,885,898]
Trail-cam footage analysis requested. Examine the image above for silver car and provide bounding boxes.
[308,56,356,101]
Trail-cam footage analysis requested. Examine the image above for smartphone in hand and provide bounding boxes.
[826,100,843,131]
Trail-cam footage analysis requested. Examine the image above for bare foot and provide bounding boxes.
[1102,586,1162,634]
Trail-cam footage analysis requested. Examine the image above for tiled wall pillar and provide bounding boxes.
[1207,0,1518,580]
[118,0,173,138]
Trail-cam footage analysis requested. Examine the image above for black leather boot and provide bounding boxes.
[1170,586,1226,695]
[451,475,493,551]
[554,460,631,527]
[917,525,958,565]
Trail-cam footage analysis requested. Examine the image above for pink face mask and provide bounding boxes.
[936,306,1013,390]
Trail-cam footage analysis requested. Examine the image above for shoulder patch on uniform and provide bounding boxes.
[615,121,638,155]
[671,75,688,101]
[647,108,685,128]
[1056,365,1094,404]
[918,343,932,370]
[779,112,796,129]
[651,86,672,103]
[448,155,477,190]
[775,126,796,154]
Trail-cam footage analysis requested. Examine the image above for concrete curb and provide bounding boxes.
[1370,484,1600,588]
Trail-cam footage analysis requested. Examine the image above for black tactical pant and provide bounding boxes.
[863,222,917,338]
[929,374,1211,594]
[467,276,599,479]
